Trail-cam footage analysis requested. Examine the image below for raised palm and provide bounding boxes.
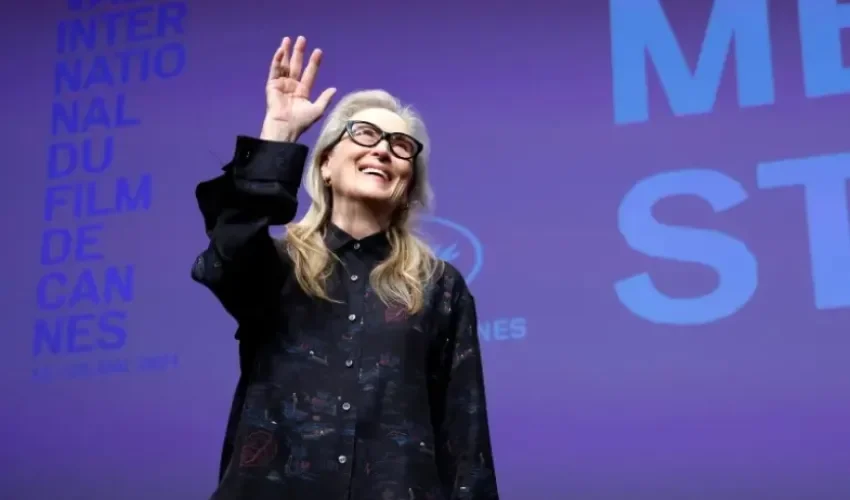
[265,36,336,134]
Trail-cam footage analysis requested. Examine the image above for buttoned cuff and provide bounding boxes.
[228,135,309,186]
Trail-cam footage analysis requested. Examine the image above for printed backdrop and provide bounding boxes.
[2,0,849,498]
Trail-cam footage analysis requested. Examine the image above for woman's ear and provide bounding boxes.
[319,151,331,184]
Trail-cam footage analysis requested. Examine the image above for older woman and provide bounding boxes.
[192,35,499,499]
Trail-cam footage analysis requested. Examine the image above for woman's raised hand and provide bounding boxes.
[260,36,337,142]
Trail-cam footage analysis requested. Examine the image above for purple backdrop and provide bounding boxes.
[2,0,849,498]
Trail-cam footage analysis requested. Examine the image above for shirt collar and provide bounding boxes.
[324,223,390,256]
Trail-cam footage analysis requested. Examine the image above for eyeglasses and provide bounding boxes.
[343,120,423,160]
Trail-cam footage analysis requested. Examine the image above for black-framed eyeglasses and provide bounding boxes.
[343,120,423,160]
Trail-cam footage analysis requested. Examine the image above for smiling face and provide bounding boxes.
[321,108,419,211]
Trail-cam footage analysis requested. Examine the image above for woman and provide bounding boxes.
[192,35,500,499]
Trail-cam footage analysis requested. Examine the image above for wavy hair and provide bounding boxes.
[281,89,442,314]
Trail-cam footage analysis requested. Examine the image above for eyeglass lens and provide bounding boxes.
[349,121,418,159]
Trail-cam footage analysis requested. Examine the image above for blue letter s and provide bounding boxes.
[615,169,758,325]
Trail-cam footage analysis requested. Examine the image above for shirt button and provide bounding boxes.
[345,359,354,367]
[338,455,347,464]
[350,274,359,282]
[341,402,351,411]
[353,242,360,250]
[348,314,356,322]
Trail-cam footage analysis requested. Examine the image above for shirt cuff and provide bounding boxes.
[228,135,309,186]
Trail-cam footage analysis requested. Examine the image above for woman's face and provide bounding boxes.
[321,108,419,209]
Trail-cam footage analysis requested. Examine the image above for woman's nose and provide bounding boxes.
[371,140,392,156]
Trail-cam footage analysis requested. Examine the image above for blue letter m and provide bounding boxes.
[610,0,774,124]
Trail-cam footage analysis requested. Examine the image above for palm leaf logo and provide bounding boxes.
[432,243,460,262]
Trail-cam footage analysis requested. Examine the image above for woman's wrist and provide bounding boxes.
[260,117,302,142]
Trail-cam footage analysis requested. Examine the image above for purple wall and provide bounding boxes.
[2,0,849,498]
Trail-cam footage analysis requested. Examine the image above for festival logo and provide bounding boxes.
[418,215,484,284]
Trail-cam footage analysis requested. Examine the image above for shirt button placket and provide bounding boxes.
[339,247,366,482]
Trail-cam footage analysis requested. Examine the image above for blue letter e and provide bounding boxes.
[615,169,757,325]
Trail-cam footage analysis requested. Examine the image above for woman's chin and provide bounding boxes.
[352,186,395,203]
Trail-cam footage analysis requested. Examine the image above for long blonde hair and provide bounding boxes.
[282,89,442,314]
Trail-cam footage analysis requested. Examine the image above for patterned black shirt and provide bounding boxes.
[191,136,500,500]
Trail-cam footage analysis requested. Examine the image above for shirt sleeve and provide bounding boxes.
[190,135,308,330]
[435,286,501,499]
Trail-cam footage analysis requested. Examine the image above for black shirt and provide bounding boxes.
[191,136,500,500]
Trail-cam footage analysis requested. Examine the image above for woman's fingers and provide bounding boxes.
[299,48,323,96]
[289,36,307,81]
[267,37,291,81]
